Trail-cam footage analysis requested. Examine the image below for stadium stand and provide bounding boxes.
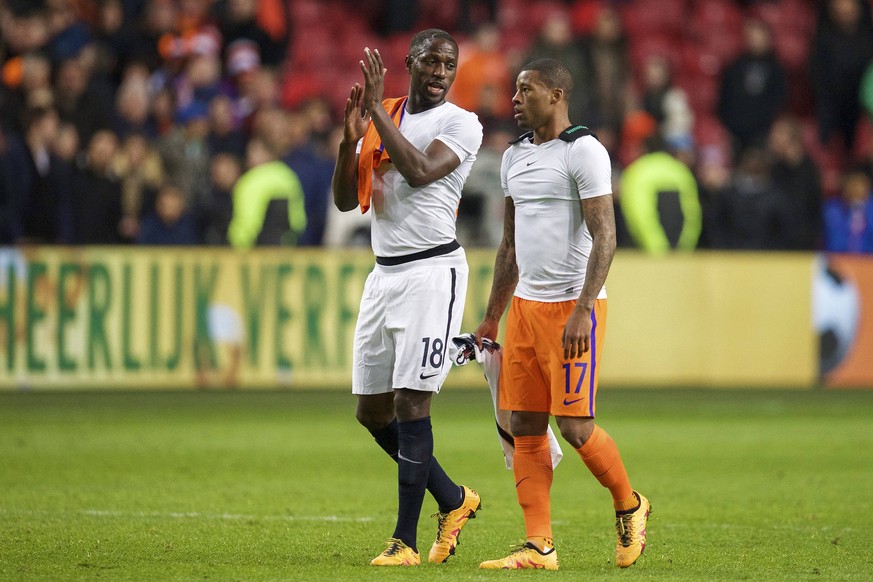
[2,0,873,250]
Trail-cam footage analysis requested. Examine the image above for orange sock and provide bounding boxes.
[513,435,554,540]
[576,425,636,511]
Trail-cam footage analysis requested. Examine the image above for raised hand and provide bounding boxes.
[342,83,369,144]
[360,47,387,112]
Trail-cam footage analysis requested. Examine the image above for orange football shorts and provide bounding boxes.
[499,297,607,418]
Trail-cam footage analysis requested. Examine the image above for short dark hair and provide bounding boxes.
[408,29,457,58]
[520,58,573,99]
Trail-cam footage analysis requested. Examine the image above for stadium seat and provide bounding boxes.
[694,114,731,152]
[696,31,742,68]
[678,71,720,116]
[750,0,816,37]
[773,30,810,73]
[628,34,683,78]
[415,0,460,31]
[690,0,744,33]
[290,0,322,26]
[689,0,743,64]
[853,118,873,161]
[680,41,722,78]
[570,0,606,35]
[281,70,324,110]
[501,0,567,39]
[291,28,338,68]
[340,29,375,60]
[618,0,686,39]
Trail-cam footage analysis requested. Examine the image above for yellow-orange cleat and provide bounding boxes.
[428,485,481,563]
[615,491,651,568]
[479,540,558,570]
[370,538,420,566]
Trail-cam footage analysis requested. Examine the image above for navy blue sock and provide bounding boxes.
[430,461,462,514]
[392,417,435,551]
[368,419,462,513]
[369,418,400,462]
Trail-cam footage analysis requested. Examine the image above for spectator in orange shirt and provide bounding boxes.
[450,24,512,127]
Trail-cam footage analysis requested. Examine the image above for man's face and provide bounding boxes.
[844,173,871,205]
[157,187,185,224]
[512,70,553,130]
[38,111,60,143]
[88,131,118,171]
[406,38,458,109]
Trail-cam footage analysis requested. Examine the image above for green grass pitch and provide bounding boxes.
[2,387,872,581]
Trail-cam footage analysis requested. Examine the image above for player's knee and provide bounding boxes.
[355,402,395,430]
[556,417,595,448]
[355,393,396,429]
[393,389,432,421]
[355,408,390,430]
[509,411,550,436]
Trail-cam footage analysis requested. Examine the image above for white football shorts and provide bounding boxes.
[352,253,468,394]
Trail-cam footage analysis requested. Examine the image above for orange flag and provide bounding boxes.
[357,97,407,213]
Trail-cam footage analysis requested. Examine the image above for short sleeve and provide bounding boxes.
[500,147,512,197]
[570,136,612,200]
[434,108,483,163]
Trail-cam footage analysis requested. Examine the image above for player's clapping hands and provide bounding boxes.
[360,47,387,112]
[341,84,369,144]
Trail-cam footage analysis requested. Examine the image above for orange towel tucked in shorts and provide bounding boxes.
[357,96,406,213]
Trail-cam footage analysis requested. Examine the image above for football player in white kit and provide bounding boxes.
[331,29,483,567]
[475,59,651,570]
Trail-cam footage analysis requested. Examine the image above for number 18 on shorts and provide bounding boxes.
[352,262,468,395]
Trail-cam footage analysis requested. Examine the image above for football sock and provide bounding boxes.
[527,536,554,552]
[434,479,464,514]
[368,419,461,512]
[576,425,636,512]
[615,491,641,515]
[513,434,554,540]
[369,418,401,461]
[392,416,435,551]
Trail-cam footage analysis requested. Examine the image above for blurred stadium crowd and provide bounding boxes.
[2,0,873,253]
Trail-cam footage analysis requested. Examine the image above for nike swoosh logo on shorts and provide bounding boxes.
[419,371,440,379]
[563,397,585,406]
[526,161,535,166]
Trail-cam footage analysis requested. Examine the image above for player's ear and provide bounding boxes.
[551,88,563,105]
[405,55,412,72]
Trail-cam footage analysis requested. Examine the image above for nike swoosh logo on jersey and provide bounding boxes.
[419,371,440,379]
[563,397,585,406]
[526,160,536,166]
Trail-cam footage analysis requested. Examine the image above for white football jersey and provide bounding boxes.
[359,101,483,257]
[501,132,612,302]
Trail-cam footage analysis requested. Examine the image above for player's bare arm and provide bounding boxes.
[475,197,519,346]
[563,194,617,359]
[361,47,461,187]
[331,84,369,212]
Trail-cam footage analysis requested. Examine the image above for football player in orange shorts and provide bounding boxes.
[474,58,650,571]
